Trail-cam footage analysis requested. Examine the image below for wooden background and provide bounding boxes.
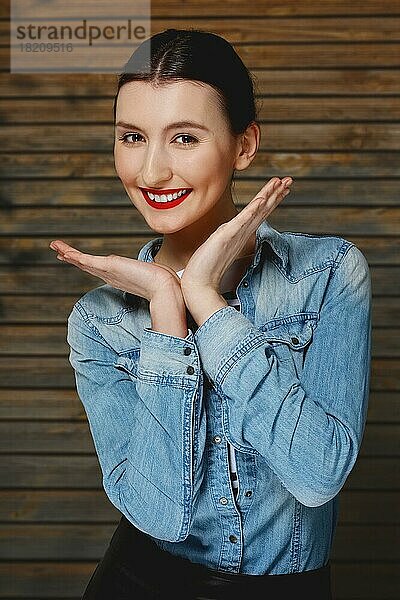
[1,1,399,598]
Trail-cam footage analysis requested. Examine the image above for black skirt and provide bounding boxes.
[82,515,333,599]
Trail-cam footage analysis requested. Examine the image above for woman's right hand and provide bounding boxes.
[49,239,182,302]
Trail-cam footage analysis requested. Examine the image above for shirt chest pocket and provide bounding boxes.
[260,315,318,378]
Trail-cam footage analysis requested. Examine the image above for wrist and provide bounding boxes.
[182,287,228,328]
[149,285,188,338]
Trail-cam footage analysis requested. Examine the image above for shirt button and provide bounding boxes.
[219,497,228,505]
[229,535,238,543]
[243,281,249,288]
[245,490,252,497]
[291,337,300,345]
[213,435,222,444]
[186,366,195,375]
[183,347,192,355]
[265,347,272,358]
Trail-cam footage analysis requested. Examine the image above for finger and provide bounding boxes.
[256,177,281,199]
[260,178,293,208]
[49,240,76,253]
[250,177,293,208]
[242,179,293,233]
[241,179,291,221]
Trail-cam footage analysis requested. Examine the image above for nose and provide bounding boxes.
[141,144,172,188]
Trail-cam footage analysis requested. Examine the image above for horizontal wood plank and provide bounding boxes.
[2,207,399,236]
[0,389,85,419]
[1,180,399,207]
[3,43,400,70]
[0,562,92,597]
[2,455,395,489]
[0,561,399,598]
[0,357,397,390]
[0,236,399,265]
[1,455,103,488]
[0,325,397,357]
[3,0,400,19]
[0,357,79,387]
[2,123,400,151]
[4,16,400,44]
[0,523,398,561]
[0,390,396,423]
[0,421,396,456]
[0,295,397,326]
[0,265,397,295]
[1,151,398,178]
[2,69,400,97]
[0,489,397,524]
[2,97,400,124]
[331,562,400,599]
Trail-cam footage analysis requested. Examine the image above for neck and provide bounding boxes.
[153,186,256,272]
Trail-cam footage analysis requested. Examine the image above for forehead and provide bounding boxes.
[116,80,224,126]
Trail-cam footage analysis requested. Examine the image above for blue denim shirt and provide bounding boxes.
[67,219,372,575]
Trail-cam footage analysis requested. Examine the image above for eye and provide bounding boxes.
[118,132,143,145]
[174,134,198,146]
[117,133,198,147]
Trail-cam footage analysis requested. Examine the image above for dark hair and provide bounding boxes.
[113,28,261,137]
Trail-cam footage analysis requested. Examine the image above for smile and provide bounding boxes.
[140,188,193,210]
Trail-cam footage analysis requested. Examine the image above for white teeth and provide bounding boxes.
[146,189,188,203]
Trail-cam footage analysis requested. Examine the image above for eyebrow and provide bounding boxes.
[115,120,210,133]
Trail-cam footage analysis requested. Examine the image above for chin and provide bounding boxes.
[145,218,186,235]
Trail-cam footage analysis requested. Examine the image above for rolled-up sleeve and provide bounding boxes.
[194,244,372,507]
[67,302,206,541]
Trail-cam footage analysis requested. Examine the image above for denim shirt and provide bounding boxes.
[67,219,372,575]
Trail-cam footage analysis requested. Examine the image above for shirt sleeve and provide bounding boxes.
[67,301,206,542]
[193,243,372,508]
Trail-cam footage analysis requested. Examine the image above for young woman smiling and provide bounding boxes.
[49,29,371,600]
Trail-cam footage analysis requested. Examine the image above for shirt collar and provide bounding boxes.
[137,219,289,271]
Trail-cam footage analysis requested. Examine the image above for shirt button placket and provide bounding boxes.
[210,431,242,572]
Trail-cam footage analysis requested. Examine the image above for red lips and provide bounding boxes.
[140,188,193,210]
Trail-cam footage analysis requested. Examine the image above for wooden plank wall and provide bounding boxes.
[1,1,399,598]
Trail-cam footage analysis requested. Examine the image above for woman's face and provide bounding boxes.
[114,80,240,233]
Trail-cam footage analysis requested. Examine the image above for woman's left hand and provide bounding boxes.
[180,176,293,297]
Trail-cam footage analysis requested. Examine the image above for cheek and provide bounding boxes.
[114,148,136,182]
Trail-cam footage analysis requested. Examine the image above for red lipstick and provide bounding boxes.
[140,187,193,210]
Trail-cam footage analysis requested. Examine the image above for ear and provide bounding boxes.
[233,122,261,172]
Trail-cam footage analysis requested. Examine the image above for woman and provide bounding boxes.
[49,28,372,599]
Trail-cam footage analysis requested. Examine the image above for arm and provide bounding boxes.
[149,281,189,337]
[67,296,206,542]
[192,243,372,507]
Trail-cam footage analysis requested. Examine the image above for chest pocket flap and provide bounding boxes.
[261,316,317,350]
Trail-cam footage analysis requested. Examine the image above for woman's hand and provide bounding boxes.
[48,240,182,302]
[180,176,293,297]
